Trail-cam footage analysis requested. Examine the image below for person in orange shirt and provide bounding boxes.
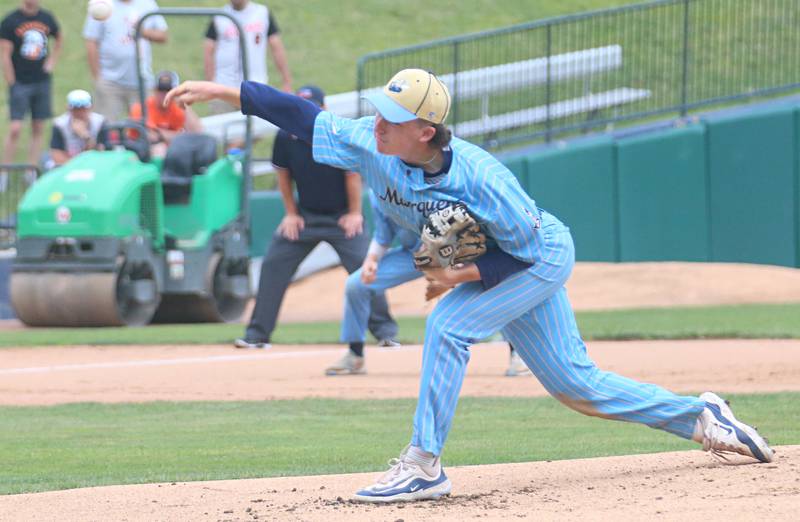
[129,70,202,156]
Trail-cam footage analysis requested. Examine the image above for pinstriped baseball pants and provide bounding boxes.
[411,223,705,456]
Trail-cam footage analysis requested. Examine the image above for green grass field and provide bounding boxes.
[4,302,800,347]
[1,392,796,495]
[0,0,639,163]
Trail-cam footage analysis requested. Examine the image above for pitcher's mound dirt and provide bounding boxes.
[1,447,797,521]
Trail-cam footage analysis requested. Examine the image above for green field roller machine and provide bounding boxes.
[10,124,252,327]
[10,8,255,326]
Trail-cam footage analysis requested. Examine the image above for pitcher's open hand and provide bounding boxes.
[164,81,241,110]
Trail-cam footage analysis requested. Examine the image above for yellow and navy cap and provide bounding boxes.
[364,69,451,124]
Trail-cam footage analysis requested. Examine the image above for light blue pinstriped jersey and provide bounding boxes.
[313,112,564,264]
[369,191,420,251]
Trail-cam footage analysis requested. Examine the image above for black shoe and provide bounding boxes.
[234,338,271,349]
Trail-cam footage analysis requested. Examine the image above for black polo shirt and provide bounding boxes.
[272,129,350,215]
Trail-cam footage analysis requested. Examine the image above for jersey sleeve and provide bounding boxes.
[205,19,216,40]
[312,111,372,174]
[240,81,319,143]
[267,11,279,36]
[143,2,168,31]
[474,248,533,290]
[82,14,102,40]
[474,167,544,265]
[50,126,66,151]
[0,17,12,42]
[46,12,60,38]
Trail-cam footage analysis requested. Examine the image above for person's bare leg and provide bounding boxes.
[28,119,46,165]
[2,120,23,164]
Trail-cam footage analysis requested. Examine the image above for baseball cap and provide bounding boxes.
[296,85,325,107]
[156,70,179,92]
[66,89,92,109]
[364,69,451,124]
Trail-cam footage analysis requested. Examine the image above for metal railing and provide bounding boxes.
[0,165,40,250]
[357,0,800,148]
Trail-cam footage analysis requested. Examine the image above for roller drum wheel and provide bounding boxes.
[10,259,159,327]
[114,259,160,326]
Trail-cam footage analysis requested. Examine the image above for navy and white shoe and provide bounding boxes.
[699,392,774,463]
[353,447,452,503]
[233,338,271,349]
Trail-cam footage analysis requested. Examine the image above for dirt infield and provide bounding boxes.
[2,340,800,405]
[2,262,800,520]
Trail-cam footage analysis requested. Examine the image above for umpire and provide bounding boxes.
[235,85,398,349]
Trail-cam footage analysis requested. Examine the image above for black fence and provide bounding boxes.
[357,0,800,148]
[0,165,39,250]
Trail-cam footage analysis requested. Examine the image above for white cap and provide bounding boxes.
[66,89,92,109]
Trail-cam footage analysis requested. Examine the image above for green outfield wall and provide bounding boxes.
[523,136,619,262]
[248,97,800,268]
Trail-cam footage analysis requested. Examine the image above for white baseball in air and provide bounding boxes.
[88,0,113,21]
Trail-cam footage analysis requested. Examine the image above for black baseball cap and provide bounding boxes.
[296,85,325,107]
[156,70,179,92]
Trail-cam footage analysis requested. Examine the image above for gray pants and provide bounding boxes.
[245,210,398,343]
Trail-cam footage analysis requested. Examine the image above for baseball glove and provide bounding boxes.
[413,203,487,269]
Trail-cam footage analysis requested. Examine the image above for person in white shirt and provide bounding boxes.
[203,0,291,115]
[83,0,168,122]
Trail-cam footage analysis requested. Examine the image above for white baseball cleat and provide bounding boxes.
[698,392,774,463]
[505,350,531,377]
[325,352,366,376]
[377,338,401,348]
[353,447,451,503]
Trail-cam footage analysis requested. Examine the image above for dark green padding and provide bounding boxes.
[704,106,798,267]
[523,137,618,261]
[502,156,529,191]
[616,125,709,261]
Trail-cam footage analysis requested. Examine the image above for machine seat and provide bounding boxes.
[161,133,218,204]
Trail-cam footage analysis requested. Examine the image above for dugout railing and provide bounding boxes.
[357,0,800,148]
